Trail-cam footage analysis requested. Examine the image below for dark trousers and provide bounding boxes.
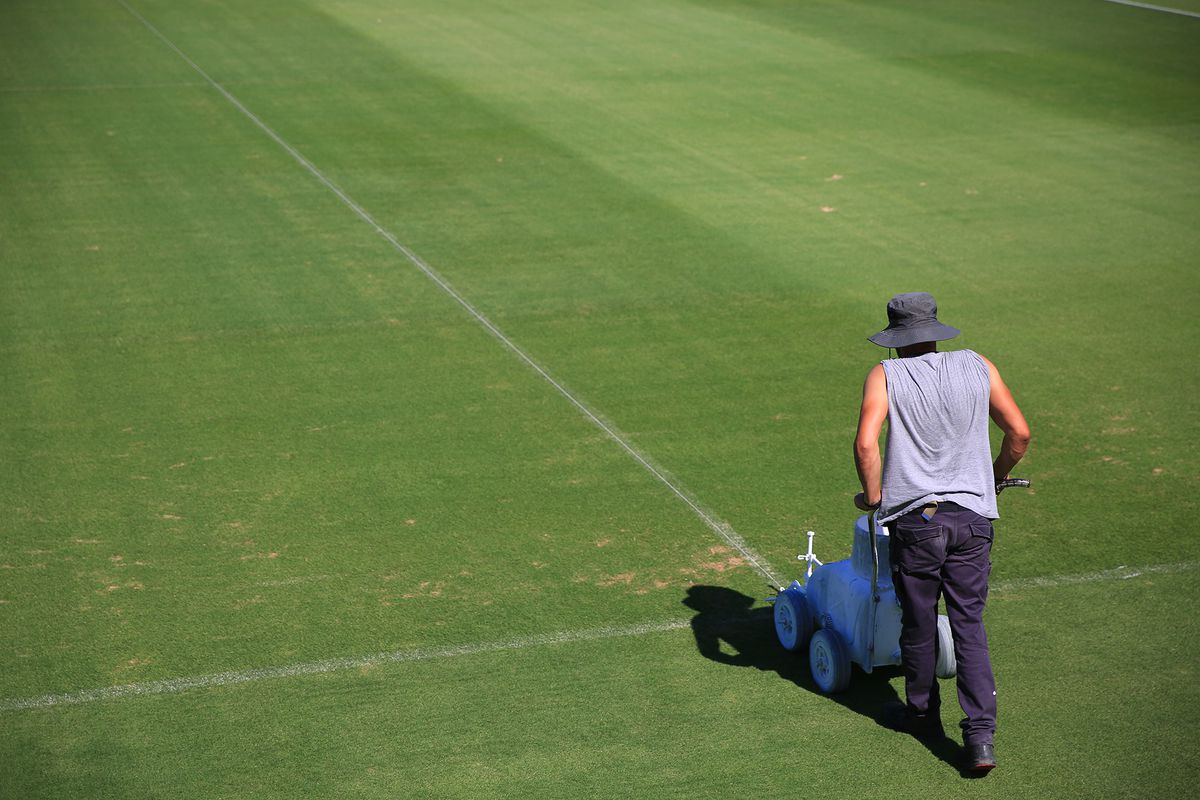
[888,504,997,745]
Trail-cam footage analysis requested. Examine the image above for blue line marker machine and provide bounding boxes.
[769,479,1029,693]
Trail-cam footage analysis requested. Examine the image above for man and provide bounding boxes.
[852,292,1030,774]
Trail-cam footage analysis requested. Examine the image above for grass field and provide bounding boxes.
[2,0,1199,797]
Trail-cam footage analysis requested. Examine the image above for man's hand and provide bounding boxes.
[854,492,881,512]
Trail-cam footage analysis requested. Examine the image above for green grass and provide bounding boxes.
[2,0,1198,797]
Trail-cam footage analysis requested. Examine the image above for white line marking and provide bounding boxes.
[991,559,1199,593]
[4,559,1196,713]
[0,619,692,712]
[1102,0,1200,19]
[114,0,782,588]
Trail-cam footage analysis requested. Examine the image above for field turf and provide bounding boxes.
[2,0,1198,797]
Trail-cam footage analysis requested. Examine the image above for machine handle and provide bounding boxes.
[866,508,879,664]
[996,477,1031,495]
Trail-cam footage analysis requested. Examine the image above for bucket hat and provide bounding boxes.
[868,292,960,348]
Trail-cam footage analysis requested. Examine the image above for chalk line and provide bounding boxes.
[991,559,1200,593]
[0,619,692,712]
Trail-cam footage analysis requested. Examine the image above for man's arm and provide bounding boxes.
[854,363,888,508]
[981,355,1031,483]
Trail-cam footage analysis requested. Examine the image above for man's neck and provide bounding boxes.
[896,342,937,358]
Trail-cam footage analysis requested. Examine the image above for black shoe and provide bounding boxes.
[880,701,945,741]
[964,743,996,773]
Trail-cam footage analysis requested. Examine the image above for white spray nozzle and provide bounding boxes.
[796,530,823,583]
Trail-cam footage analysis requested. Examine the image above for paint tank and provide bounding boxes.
[804,515,902,669]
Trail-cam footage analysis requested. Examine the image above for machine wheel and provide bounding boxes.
[935,614,957,679]
[774,589,812,652]
[809,628,851,694]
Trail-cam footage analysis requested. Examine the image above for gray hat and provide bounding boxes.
[868,292,960,348]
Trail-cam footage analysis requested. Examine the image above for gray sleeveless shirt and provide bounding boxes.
[879,349,997,524]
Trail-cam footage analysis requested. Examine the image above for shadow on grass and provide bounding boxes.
[683,585,981,778]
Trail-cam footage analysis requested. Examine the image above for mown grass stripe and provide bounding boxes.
[3,559,1194,714]
[114,0,783,588]
[0,81,207,93]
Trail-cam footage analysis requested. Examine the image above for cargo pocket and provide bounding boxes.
[966,521,995,567]
[890,520,946,577]
[967,522,994,542]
